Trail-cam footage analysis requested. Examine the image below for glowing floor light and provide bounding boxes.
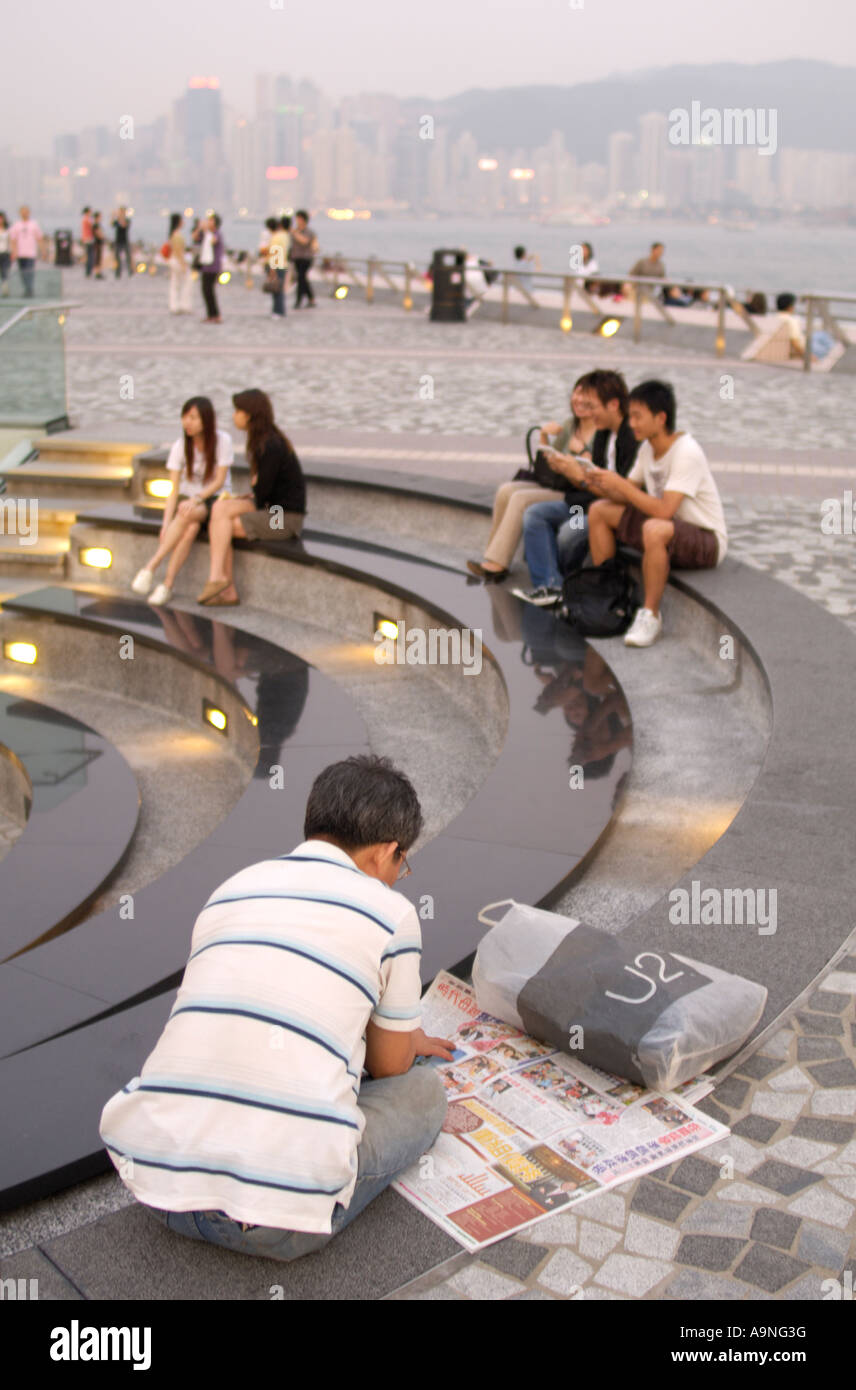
[79,547,113,569]
[145,478,173,499]
[3,641,37,665]
[374,614,400,641]
[595,317,621,338]
[202,699,228,734]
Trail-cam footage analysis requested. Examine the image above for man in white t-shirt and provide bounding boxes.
[585,379,727,648]
[100,755,453,1260]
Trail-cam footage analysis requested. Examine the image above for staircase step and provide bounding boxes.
[0,532,69,575]
[31,438,152,465]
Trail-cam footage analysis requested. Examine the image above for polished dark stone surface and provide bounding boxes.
[0,537,631,1203]
[0,692,139,960]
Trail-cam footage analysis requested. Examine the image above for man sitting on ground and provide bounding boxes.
[774,292,806,360]
[584,379,728,648]
[512,369,639,607]
[628,241,666,281]
[100,754,453,1261]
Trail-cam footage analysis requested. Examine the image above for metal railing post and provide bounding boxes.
[633,289,642,343]
[803,296,814,372]
[502,271,509,325]
[562,276,572,330]
[366,257,375,305]
[404,263,412,309]
[716,289,727,356]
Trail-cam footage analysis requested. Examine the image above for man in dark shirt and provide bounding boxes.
[512,370,639,606]
[112,206,133,279]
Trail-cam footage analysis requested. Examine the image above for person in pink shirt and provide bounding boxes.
[81,206,95,278]
[9,205,45,297]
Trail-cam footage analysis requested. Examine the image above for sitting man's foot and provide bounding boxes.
[512,585,562,607]
[205,583,239,606]
[624,607,663,647]
[131,567,154,595]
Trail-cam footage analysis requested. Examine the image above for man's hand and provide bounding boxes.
[585,470,630,502]
[411,1028,456,1063]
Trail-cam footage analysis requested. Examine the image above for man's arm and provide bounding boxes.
[365,1021,454,1078]
[585,469,686,519]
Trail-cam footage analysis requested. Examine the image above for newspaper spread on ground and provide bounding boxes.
[393,972,729,1252]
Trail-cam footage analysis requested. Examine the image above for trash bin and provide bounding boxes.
[54,229,73,267]
[430,248,466,322]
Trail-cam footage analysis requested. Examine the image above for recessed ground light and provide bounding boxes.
[202,699,228,734]
[3,641,37,665]
[334,285,349,300]
[145,478,173,499]
[374,614,400,641]
[79,547,112,569]
[560,315,572,333]
[595,317,621,338]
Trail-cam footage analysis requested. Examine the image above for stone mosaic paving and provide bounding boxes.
[391,972,856,1301]
[56,273,855,450]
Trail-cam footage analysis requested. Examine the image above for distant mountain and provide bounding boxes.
[402,62,856,161]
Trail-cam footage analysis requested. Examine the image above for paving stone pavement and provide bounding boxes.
[53,274,856,450]
[390,976,856,1300]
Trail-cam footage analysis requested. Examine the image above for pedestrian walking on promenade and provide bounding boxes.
[0,213,11,296]
[166,212,192,314]
[291,209,318,308]
[9,205,45,297]
[198,213,224,323]
[112,206,133,278]
[81,206,95,277]
[92,212,106,278]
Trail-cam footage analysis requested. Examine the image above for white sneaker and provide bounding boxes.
[148,583,173,606]
[131,568,154,595]
[624,607,663,647]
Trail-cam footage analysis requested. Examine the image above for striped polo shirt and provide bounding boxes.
[99,840,423,1233]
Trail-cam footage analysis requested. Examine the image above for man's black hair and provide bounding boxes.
[776,292,796,312]
[304,754,423,853]
[513,244,526,260]
[628,379,677,432]
[576,368,629,415]
[265,216,279,231]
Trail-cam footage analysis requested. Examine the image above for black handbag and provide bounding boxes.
[513,426,566,489]
[559,558,639,637]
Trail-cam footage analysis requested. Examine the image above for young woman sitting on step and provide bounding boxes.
[197,388,306,607]
[131,396,233,606]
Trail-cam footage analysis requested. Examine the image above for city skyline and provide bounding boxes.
[5,64,856,223]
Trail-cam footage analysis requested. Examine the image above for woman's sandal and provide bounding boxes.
[197,580,230,604]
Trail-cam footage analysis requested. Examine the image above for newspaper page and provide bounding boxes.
[393,972,729,1252]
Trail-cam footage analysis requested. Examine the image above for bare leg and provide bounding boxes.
[212,517,248,602]
[207,498,252,582]
[640,519,674,615]
[164,521,201,588]
[588,500,625,565]
[145,510,202,572]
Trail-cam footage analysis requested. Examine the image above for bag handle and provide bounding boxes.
[478,899,516,927]
[525,425,541,468]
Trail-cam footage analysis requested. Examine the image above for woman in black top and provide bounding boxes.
[198,388,306,606]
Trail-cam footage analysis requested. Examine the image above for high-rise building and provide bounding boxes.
[637,111,668,202]
[608,131,636,199]
[186,78,222,167]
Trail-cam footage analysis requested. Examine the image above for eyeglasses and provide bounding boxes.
[395,846,412,881]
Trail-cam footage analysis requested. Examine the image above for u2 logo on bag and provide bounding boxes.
[604,953,684,1005]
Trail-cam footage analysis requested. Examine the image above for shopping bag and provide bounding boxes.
[472,900,767,1091]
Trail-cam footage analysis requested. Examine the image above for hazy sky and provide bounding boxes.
[5,0,854,155]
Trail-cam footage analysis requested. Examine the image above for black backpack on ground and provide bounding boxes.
[559,558,640,638]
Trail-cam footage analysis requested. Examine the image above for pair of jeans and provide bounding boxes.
[293,257,314,307]
[17,257,35,296]
[271,267,286,316]
[84,242,95,276]
[201,270,220,319]
[0,252,9,290]
[557,516,590,575]
[114,240,132,277]
[146,1066,447,1262]
[522,497,576,589]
